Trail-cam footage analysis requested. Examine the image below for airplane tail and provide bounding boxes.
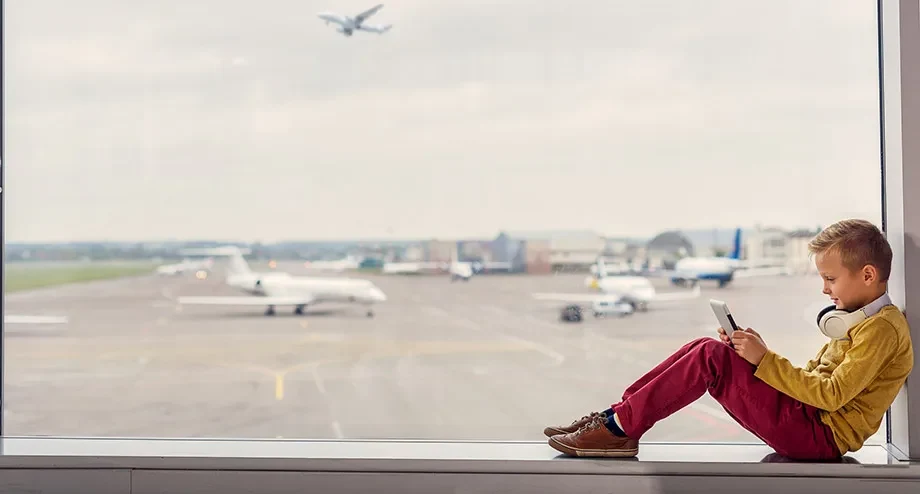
[179,246,252,276]
[596,257,607,279]
[729,228,742,260]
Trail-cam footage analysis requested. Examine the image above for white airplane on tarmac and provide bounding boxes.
[4,315,68,324]
[303,256,361,273]
[318,4,392,36]
[175,246,387,317]
[532,258,701,322]
[656,228,790,288]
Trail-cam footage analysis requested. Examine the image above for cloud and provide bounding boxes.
[4,0,884,242]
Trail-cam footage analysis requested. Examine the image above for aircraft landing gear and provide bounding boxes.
[366,309,375,318]
[265,305,276,316]
[294,304,306,315]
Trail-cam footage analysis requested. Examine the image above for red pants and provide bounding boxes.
[611,337,841,460]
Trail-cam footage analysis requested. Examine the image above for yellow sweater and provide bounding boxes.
[754,305,914,454]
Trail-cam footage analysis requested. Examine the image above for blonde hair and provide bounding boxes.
[808,219,892,281]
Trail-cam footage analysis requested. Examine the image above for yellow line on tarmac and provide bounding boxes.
[275,373,285,400]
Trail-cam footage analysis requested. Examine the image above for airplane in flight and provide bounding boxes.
[156,257,214,277]
[657,228,789,288]
[175,246,387,317]
[317,4,392,36]
[532,258,701,322]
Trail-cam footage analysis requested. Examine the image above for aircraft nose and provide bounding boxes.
[370,287,387,302]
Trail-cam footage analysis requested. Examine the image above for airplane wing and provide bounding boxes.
[358,23,392,33]
[177,296,314,306]
[649,284,701,302]
[532,292,625,304]
[4,315,69,324]
[733,266,790,278]
[355,4,383,23]
[533,284,700,305]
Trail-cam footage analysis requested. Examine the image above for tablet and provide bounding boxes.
[710,299,740,335]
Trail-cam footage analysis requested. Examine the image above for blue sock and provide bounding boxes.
[604,410,626,437]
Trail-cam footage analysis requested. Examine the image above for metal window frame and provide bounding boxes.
[1,0,6,436]
[880,0,920,461]
[0,0,918,463]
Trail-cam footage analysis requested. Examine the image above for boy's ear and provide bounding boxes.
[862,264,879,284]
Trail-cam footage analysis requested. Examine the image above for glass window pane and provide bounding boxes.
[4,0,885,452]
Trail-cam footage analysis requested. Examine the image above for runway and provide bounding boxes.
[2,263,884,447]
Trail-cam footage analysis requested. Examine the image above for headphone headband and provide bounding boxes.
[817,293,892,339]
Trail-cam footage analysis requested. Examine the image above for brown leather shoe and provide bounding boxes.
[548,415,639,458]
[543,411,607,437]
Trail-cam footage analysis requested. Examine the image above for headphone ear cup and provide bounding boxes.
[817,305,837,327]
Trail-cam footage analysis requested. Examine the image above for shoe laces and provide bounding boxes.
[575,415,607,435]
[571,411,602,426]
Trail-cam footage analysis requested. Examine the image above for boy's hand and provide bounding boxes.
[731,328,768,366]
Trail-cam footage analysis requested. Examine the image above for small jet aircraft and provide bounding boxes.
[532,259,701,322]
[318,4,392,36]
[175,246,387,317]
[4,315,68,324]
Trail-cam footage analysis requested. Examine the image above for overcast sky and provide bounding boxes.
[4,1,882,243]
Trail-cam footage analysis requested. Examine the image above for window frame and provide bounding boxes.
[880,0,920,461]
[0,0,917,463]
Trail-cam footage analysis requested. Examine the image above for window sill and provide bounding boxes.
[0,437,917,493]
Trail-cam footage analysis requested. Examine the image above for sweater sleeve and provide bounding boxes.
[804,343,828,372]
[754,321,900,411]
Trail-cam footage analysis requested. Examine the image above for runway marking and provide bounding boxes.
[439,311,566,366]
[266,360,338,401]
[275,374,284,400]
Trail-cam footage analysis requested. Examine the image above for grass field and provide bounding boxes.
[4,262,156,292]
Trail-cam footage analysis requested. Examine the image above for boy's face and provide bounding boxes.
[815,249,881,311]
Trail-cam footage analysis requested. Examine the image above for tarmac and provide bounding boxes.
[2,262,885,446]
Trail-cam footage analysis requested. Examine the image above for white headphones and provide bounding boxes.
[817,293,892,340]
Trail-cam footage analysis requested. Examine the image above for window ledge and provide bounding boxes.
[0,437,914,473]
[0,438,917,494]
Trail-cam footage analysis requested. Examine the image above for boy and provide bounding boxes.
[545,219,914,460]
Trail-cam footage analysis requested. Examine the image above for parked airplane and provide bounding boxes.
[4,315,68,324]
[156,258,214,277]
[532,259,700,322]
[175,246,387,317]
[318,4,392,36]
[661,228,789,288]
[303,256,361,273]
[382,260,473,281]
[381,243,474,281]
[4,314,69,335]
